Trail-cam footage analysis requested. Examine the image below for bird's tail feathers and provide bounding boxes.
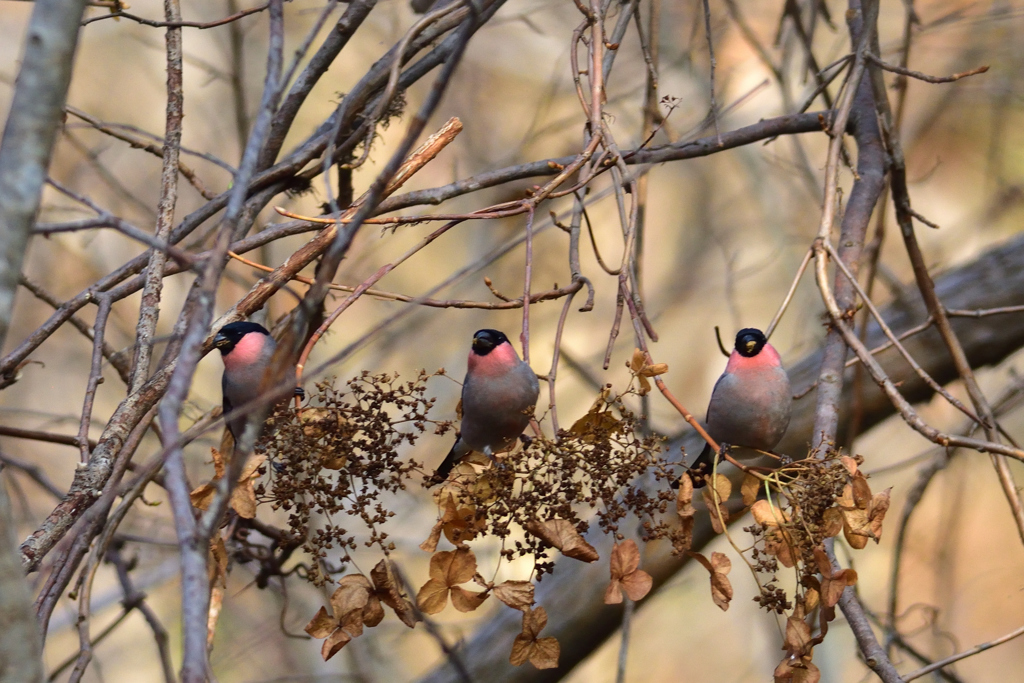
[428,438,468,487]
[672,442,714,489]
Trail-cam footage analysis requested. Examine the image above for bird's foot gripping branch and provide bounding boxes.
[197,356,889,678]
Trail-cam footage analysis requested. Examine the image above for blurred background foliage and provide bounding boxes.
[1,0,1023,681]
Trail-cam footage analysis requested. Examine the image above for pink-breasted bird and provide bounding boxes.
[687,328,792,488]
[431,329,539,484]
[214,321,277,443]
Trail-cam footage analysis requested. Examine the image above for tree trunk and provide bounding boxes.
[0,1,89,680]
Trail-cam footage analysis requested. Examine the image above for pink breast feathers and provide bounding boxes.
[725,343,782,374]
[223,332,268,371]
[467,342,520,377]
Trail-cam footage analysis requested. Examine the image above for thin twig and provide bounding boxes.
[81,2,269,28]
[902,623,1024,681]
[865,54,989,84]
[700,0,721,144]
[75,294,111,462]
[764,246,813,339]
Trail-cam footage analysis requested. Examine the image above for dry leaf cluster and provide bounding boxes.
[303,558,418,661]
[691,449,891,680]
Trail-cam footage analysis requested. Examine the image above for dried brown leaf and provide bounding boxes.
[610,539,641,578]
[238,453,267,481]
[868,488,891,541]
[785,615,813,656]
[338,608,365,638]
[362,595,384,628]
[803,588,820,612]
[604,540,652,604]
[822,568,856,608]
[741,473,760,507]
[812,547,832,577]
[207,584,224,648]
[840,455,858,476]
[751,499,790,527]
[841,508,870,550]
[674,473,695,552]
[639,363,668,377]
[509,607,560,669]
[813,548,857,608]
[761,517,797,568]
[775,656,821,683]
[450,585,489,613]
[710,473,732,502]
[568,406,621,442]
[210,447,226,480]
[821,507,843,538]
[230,482,258,519]
[709,552,732,610]
[493,580,534,611]
[522,604,548,637]
[524,519,599,562]
[431,547,477,586]
[629,348,646,374]
[444,505,484,546]
[837,483,854,508]
[208,535,228,589]
[527,637,560,670]
[702,478,731,534]
[304,606,337,639]
[691,551,733,611]
[370,559,418,628]
[190,452,265,518]
[420,523,443,554]
[190,482,215,510]
[851,472,872,509]
[416,548,477,615]
[603,578,624,605]
[621,569,653,601]
[421,494,458,552]
[321,628,351,661]
[330,575,373,635]
[771,536,797,568]
[676,473,694,518]
[416,578,449,615]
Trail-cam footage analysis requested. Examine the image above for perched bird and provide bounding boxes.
[214,321,278,444]
[686,328,792,488]
[431,329,539,484]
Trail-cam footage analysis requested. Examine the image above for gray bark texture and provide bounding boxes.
[0,1,89,681]
[418,231,1024,683]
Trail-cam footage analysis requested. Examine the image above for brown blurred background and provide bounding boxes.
[1,0,1023,681]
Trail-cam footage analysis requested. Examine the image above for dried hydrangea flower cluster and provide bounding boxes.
[217,362,888,676]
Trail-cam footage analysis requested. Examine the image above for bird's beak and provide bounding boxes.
[471,337,483,350]
[214,333,230,348]
[745,340,757,353]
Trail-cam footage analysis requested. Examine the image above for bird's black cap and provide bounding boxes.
[214,321,270,355]
[734,328,767,358]
[471,329,509,356]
